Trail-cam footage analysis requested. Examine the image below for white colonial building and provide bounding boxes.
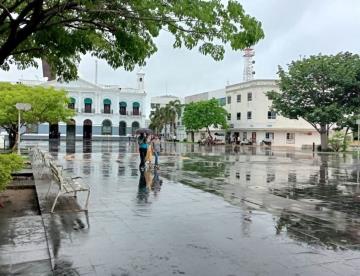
[22,72,146,140]
[226,79,320,147]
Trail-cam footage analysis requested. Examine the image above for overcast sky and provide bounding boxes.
[1,0,360,99]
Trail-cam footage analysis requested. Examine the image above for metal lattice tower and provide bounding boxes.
[243,48,255,82]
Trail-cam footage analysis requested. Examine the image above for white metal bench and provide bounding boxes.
[48,160,90,213]
[30,148,53,178]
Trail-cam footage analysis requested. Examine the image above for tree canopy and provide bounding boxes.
[0,0,264,81]
[183,98,228,139]
[0,82,74,148]
[267,52,360,150]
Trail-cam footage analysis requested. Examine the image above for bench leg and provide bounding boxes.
[51,190,61,213]
[84,190,90,210]
[74,191,77,198]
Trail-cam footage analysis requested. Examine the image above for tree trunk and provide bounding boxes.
[344,126,350,145]
[8,129,17,150]
[191,131,194,143]
[206,127,213,141]
[320,124,328,151]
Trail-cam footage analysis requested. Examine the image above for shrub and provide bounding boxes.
[183,138,187,142]
[0,154,23,191]
[329,131,350,152]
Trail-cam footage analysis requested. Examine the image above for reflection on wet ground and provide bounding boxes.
[160,145,360,250]
[1,140,360,275]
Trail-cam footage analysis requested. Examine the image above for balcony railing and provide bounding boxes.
[118,111,142,116]
[119,111,128,116]
[101,109,113,114]
[81,108,95,113]
[130,111,141,116]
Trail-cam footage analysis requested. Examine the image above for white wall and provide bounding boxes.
[226,79,320,147]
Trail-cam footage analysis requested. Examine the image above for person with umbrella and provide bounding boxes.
[136,128,152,170]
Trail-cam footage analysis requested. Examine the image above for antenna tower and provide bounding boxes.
[243,48,255,82]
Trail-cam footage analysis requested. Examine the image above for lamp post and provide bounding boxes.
[15,103,31,155]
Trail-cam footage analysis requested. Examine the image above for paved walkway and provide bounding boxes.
[1,141,360,275]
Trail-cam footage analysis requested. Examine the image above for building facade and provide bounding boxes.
[23,72,146,140]
[226,79,320,147]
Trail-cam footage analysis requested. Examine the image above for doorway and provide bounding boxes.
[83,119,92,139]
[119,121,127,136]
[251,132,257,144]
[66,119,76,139]
[49,123,59,139]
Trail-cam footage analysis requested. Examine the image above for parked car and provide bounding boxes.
[214,132,225,144]
[240,139,252,145]
[260,139,272,146]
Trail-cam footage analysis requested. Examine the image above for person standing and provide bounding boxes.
[137,133,148,170]
[152,135,161,168]
[145,136,153,166]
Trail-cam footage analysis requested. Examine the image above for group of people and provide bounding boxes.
[137,133,161,170]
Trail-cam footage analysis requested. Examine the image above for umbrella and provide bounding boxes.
[135,128,153,135]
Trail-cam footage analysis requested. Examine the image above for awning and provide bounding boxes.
[133,102,140,107]
[103,98,111,105]
[119,101,127,107]
[84,98,92,104]
[70,97,76,104]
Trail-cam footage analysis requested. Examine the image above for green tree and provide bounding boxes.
[336,114,360,142]
[183,99,228,141]
[328,131,350,152]
[165,100,182,137]
[0,83,74,149]
[0,0,264,81]
[267,53,360,150]
[149,106,166,135]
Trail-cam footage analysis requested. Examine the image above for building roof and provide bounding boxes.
[42,78,101,90]
[226,79,278,91]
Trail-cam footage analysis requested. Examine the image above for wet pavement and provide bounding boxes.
[1,140,360,275]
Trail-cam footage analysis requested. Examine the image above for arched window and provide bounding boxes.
[119,121,127,136]
[68,97,75,109]
[132,102,140,115]
[103,99,111,114]
[84,98,93,113]
[119,102,127,115]
[102,119,112,135]
[131,121,139,134]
